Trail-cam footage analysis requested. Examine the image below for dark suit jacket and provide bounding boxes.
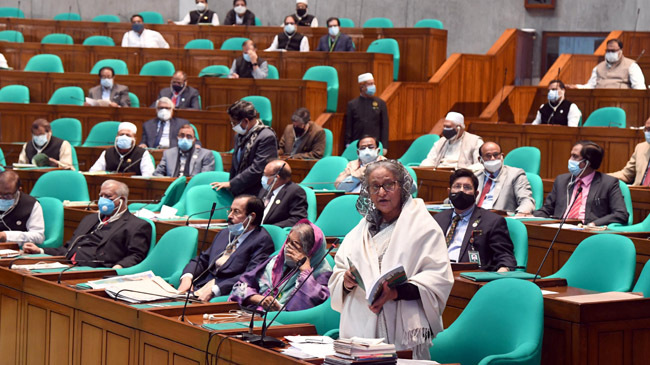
[140,117,190,148]
[257,181,308,228]
[533,172,628,226]
[154,86,200,110]
[223,9,256,26]
[433,206,516,271]
[88,84,131,107]
[182,227,274,294]
[277,121,326,159]
[44,210,151,268]
[315,33,355,52]
[230,126,278,196]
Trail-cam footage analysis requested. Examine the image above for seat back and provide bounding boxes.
[314,195,363,238]
[366,38,400,80]
[128,92,140,107]
[172,171,229,215]
[129,176,187,212]
[398,134,439,166]
[303,66,339,112]
[262,224,288,252]
[271,297,340,335]
[51,118,82,146]
[198,64,230,77]
[185,185,233,220]
[504,146,541,175]
[211,150,224,171]
[31,171,90,202]
[0,30,24,42]
[633,260,650,297]
[414,18,444,29]
[138,217,157,255]
[140,60,175,76]
[339,18,355,27]
[323,128,333,157]
[505,218,528,270]
[48,86,84,106]
[70,145,80,170]
[25,54,64,73]
[525,173,544,210]
[53,12,81,21]
[547,234,636,292]
[0,7,24,18]
[220,37,250,50]
[300,156,349,191]
[583,106,626,128]
[185,38,214,50]
[362,17,394,28]
[90,59,129,75]
[299,185,317,222]
[37,197,64,248]
[139,11,164,24]
[267,65,280,79]
[83,35,115,46]
[618,180,634,226]
[341,140,384,161]
[241,96,272,126]
[92,14,120,23]
[405,166,418,198]
[82,121,120,146]
[0,148,6,166]
[41,33,74,45]
[254,16,262,26]
[0,85,29,103]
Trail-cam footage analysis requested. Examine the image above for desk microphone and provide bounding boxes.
[57,259,107,284]
[184,205,228,226]
[636,49,646,63]
[112,288,201,303]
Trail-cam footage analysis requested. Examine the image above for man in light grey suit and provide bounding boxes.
[153,124,215,177]
[475,142,536,214]
[86,66,130,107]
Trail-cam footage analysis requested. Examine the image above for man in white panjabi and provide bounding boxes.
[420,111,483,171]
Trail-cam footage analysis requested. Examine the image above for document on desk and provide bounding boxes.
[0,249,20,258]
[105,275,184,303]
[540,223,583,230]
[11,262,69,270]
[85,270,155,289]
[556,291,643,304]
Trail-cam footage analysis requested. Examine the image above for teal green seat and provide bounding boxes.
[128,92,140,107]
[172,171,229,215]
[0,148,6,166]
[140,60,175,76]
[82,121,120,146]
[583,107,626,128]
[300,156,349,191]
[128,176,187,212]
[430,279,543,365]
[37,197,64,248]
[184,185,233,220]
[53,12,81,21]
[505,218,528,271]
[323,128,333,157]
[262,224,288,252]
[90,59,129,75]
[241,95,272,127]
[362,17,394,28]
[0,7,25,18]
[504,146,541,175]
[82,35,115,46]
[139,217,157,255]
[185,38,214,50]
[339,18,355,27]
[398,134,439,166]
[367,38,400,80]
[341,140,383,161]
[198,64,230,78]
[314,195,363,239]
[24,54,64,73]
[41,33,74,45]
[632,260,650,297]
[405,165,418,198]
[267,64,279,79]
[211,151,224,171]
[0,85,29,103]
[30,171,90,202]
[189,123,200,140]
[116,226,198,287]
[92,14,120,23]
[271,295,340,335]
[414,19,444,29]
[525,173,543,210]
[254,16,262,26]
[299,185,317,222]
[618,180,633,226]
[0,30,24,42]
[546,234,636,292]
[139,11,164,24]
[48,86,84,106]
[608,214,650,232]
[303,66,339,112]
[220,37,250,51]
[51,118,82,146]
[70,145,79,170]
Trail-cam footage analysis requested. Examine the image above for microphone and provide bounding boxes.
[533,186,583,283]
[66,5,72,20]
[184,205,228,225]
[57,259,107,284]
[636,49,646,63]
[634,8,641,33]
[85,200,98,210]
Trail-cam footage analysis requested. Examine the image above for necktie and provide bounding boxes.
[153,121,165,148]
[214,239,238,269]
[566,180,583,219]
[477,175,494,206]
[642,160,650,186]
[445,215,462,247]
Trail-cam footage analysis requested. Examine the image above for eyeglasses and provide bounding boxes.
[369,181,397,195]
[0,191,17,200]
[481,153,502,160]
[451,184,474,192]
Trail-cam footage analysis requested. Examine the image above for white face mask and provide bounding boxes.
[329,26,340,37]
[157,108,172,121]
[358,147,378,164]
[234,5,246,15]
[196,2,207,11]
[284,24,296,34]
[232,122,247,135]
[605,50,620,64]
[483,159,502,174]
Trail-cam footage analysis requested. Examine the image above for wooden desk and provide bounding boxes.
[411,167,453,202]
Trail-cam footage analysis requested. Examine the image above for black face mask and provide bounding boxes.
[442,127,457,140]
[296,8,307,17]
[294,126,305,137]
[172,84,184,93]
[449,191,475,210]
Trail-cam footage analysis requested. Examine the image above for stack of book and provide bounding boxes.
[324,338,397,364]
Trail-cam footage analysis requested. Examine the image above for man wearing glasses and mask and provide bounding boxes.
[154,71,200,110]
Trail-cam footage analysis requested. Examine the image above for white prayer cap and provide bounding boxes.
[118,122,137,134]
[358,73,374,83]
[445,112,465,128]
[297,0,308,4]
[0,54,8,69]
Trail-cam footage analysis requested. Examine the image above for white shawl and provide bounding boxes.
[328,197,454,356]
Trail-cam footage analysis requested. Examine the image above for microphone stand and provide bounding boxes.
[185,205,228,226]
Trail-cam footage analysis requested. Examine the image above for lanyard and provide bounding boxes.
[328,36,339,52]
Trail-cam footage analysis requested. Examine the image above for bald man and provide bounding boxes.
[0,171,44,244]
[420,111,483,171]
[154,70,201,110]
[257,160,308,227]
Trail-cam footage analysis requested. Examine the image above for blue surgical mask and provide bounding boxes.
[0,198,15,211]
[115,135,133,150]
[98,197,117,215]
[284,24,296,34]
[645,131,650,144]
[132,23,144,33]
[547,89,559,103]
[365,84,376,96]
[329,26,340,37]
[358,147,378,164]
[33,134,48,147]
[178,138,193,152]
[261,175,270,190]
[227,215,250,235]
[101,78,113,89]
[243,53,251,62]
[568,159,584,177]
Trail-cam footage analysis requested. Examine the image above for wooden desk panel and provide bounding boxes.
[411,167,453,202]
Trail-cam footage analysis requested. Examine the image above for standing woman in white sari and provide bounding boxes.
[328,160,453,360]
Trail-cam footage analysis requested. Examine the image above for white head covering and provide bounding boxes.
[358,73,374,83]
[0,54,8,69]
[118,122,137,134]
[297,0,308,4]
[445,112,465,129]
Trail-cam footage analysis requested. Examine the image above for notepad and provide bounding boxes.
[555,291,643,304]
[460,271,539,282]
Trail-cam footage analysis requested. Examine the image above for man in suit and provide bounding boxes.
[154,124,215,177]
[533,141,628,226]
[420,111,483,171]
[86,66,130,107]
[18,118,74,169]
[212,100,278,196]
[433,168,516,272]
[139,97,191,149]
[23,180,151,268]
[89,122,155,176]
[475,142,536,214]
[153,71,200,110]
[177,195,274,301]
[277,107,326,159]
[0,171,44,245]
[258,160,308,227]
[228,40,268,79]
[316,17,355,52]
[609,117,650,185]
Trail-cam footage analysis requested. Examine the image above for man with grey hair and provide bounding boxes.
[420,111,483,171]
[139,97,192,149]
[23,180,151,269]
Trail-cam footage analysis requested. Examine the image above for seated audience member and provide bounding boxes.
[278,108,326,159]
[90,122,154,176]
[177,195,274,301]
[230,220,331,311]
[265,15,309,52]
[609,117,650,185]
[420,112,483,171]
[18,119,73,169]
[139,97,191,149]
[434,168,517,272]
[170,0,219,25]
[258,160,308,227]
[154,124,214,177]
[0,171,44,245]
[121,14,169,48]
[23,180,151,268]
[531,80,581,126]
[228,40,268,79]
[211,100,278,196]
[570,39,646,90]
[344,73,389,151]
[335,135,386,192]
[475,142,535,214]
[316,17,355,52]
[224,0,256,26]
[154,71,200,110]
[0,53,10,70]
[291,0,318,27]
[86,66,130,107]
[533,141,628,226]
